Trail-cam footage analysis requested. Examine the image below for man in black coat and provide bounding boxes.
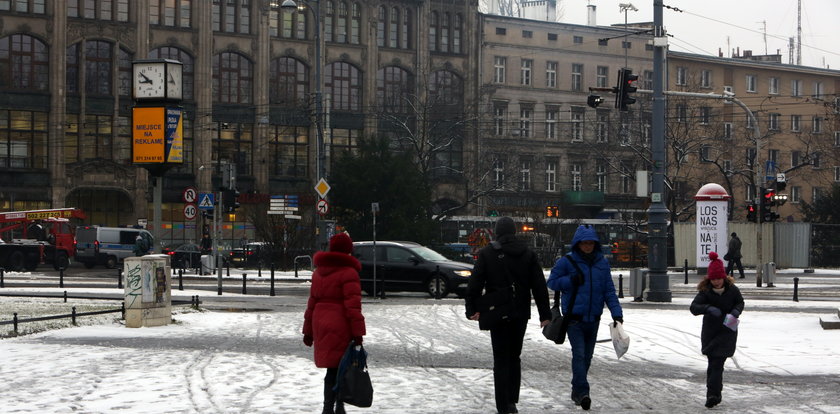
[465,217,552,414]
[725,232,745,279]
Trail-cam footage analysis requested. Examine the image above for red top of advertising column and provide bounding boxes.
[693,183,731,201]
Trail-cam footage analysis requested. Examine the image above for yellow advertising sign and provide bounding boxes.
[132,106,184,164]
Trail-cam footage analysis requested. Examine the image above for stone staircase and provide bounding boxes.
[819,308,840,329]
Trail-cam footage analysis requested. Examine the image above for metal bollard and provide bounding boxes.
[71,306,77,325]
[226,260,230,277]
[117,267,123,289]
[1,268,5,288]
[63,290,68,302]
[684,259,689,284]
[618,274,624,298]
[178,268,184,291]
[270,265,276,297]
[258,263,262,278]
[13,312,18,333]
[59,267,65,288]
[121,302,125,319]
[434,266,441,300]
[793,277,799,302]
[242,273,247,295]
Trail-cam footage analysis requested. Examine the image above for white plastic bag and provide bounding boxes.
[609,322,630,359]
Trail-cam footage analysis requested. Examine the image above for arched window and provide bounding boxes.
[269,57,308,106]
[85,40,112,96]
[325,62,361,111]
[149,46,195,100]
[0,34,49,91]
[429,70,463,109]
[376,66,413,114]
[213,52,253,104]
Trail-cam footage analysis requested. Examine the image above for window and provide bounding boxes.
[522,30,532,38]
[791,151,802,168]
[791,186,801,203]
[0,34,49,91]
[429,11,463,53]
[723,160,732,175]
[212,121,253,176]
[545,160,557,192]
[571,63,582,92]
[724,123,732,140]
[323,1,360,44]
[676,67,687,86]
[376,66,413,114]
[493,56,506,84]
[271,3,306,39]
[520,59,532,86]
[519,160,531,190]
[212,0,249,34]
[596,66,608,88]
[700,145,711,161]
[622,40,631,49]
[746,148,756,167]
[546,61,557,88]
[570,108,583,142]
[0,110,48,169]
[269,57,308,107]
[495,27,506,35]
[150,0,191,27]
[768,113,779,130]
[493,159,504,187]
[596,163,606,192]
[745,112,754,129]
[746,75,756,92]
[676,104,687,123]
[150,46,194,100]
[813,187,825,203]
[65,114,115,163]
[621,164,632,194]
[769,77,779,94]
[596,112,609,143]
[573,36,583,44]
[812,116,823,133]
[834,166,840,182]
[598,38,608,46]
[68,0,127,21]
[519,106,532,137]
[790,115,800,132]
[699,107,710,125]
[493,102,506,136]
[812,152,821,169]
[791,79,802,97]
[570,164,581,191]
[547,33,557,41]
[813,81,823,98]
[643,70,653,90]
[723,85,733,102]
[213,52,253,104]
[701,70,711,88]
[835,131,840,147]
[270,125,309,178]
[83,40,114,96]
[545,107,557,139]
[326,62,362,111]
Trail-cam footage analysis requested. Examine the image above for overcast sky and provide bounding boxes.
[559,0,840,70]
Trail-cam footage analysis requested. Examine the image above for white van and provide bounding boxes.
[75,226,154,269]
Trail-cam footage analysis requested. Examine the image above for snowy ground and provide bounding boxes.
[1,288,839,413]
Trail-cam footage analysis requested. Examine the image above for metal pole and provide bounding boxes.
[373,209,377,298]
[645,0,671,302]
[153,175,163,253]
[216,190,223,295]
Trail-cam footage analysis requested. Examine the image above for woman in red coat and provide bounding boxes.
[303,233,366,414]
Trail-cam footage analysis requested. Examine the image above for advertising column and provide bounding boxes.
[694,183,731,273]
[124,255,172,328]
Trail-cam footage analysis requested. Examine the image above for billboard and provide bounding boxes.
[132,106,183,164]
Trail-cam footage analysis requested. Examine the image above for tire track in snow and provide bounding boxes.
[239,314,281,413]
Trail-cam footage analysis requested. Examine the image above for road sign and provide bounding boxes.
[183,186,198,203]
[315,178,331,198]
[317,199,329,216]
[184,203,197,220]
[198,193,215,210]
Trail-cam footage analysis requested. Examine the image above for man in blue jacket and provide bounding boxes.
[547,224,623,411]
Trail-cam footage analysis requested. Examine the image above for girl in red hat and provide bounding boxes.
[690,251,745,409]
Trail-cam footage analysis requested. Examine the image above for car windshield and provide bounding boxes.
[406,245,448,261]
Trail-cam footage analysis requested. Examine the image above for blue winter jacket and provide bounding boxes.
[546,225,623,322]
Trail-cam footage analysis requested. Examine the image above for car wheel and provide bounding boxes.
[53,252,69,271]
[105,255,118,269]
[426,274,449,298]
[7,250,25,271]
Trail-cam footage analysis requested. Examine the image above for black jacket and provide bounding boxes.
[464,235,551,323]
[690,282,745,357]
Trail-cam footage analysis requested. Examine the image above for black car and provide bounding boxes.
[162,243,202,269]
[352,241,473,298]
[229,242,272,267]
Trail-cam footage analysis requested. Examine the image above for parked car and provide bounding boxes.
[229,242,271,267]
[162,243,202,269]
[352,241,473,298]
[75,226,153,269]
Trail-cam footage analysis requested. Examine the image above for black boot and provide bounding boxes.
[334,401,346,414]
[322,381,336,414]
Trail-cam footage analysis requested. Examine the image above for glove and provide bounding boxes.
[706,306,722,318]
[303,335,313,347]
[730,309,741,318]
[572,273,584,286]
[353,336,363,345]
[613,316,624,325]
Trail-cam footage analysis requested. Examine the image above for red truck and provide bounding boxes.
[0,208,86,271]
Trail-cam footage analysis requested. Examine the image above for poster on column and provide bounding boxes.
[695,200,728,269]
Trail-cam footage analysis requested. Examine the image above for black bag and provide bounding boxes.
[477,286,515,330]
[336,341,374,408]
[542,255,581,345]
[723,252,732,261]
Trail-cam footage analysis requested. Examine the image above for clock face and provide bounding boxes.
[167,64,183,100]
[133,63,166,99]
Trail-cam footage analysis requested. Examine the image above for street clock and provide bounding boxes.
[132,59,183,101]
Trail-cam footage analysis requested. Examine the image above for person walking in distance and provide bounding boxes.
[303,233,366,414]
[690,252,745,409]
[546,224,623,411]
[725,232,745,279]
[465,217,552,414]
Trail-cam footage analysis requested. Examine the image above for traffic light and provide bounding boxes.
[587,94,604,109]
[615,68,638,111]
[763,188,776,208]
[746,203,757,223]
[222,189,240,212]
[486,210,499,217]
[775,179,787,192]
[760,187,779,222]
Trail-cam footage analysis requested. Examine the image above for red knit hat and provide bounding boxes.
[707,252,727,280]
[329,233,353,254]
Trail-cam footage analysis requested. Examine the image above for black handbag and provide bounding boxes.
[477,241,517,330]
[336,341,374,408]
[542,255,581,345]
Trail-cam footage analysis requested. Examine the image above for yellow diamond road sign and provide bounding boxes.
[315,178,331,198]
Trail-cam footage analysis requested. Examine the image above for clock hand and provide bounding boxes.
[139,72,153,84]
[168,73,175,84]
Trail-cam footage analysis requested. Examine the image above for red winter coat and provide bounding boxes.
[303,251,366,368]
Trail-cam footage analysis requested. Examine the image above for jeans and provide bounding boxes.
[706,356,726,397]
[490,318,528,413]
[567,319,600,397]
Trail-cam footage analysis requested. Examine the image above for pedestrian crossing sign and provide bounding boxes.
[198,193,215,210]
